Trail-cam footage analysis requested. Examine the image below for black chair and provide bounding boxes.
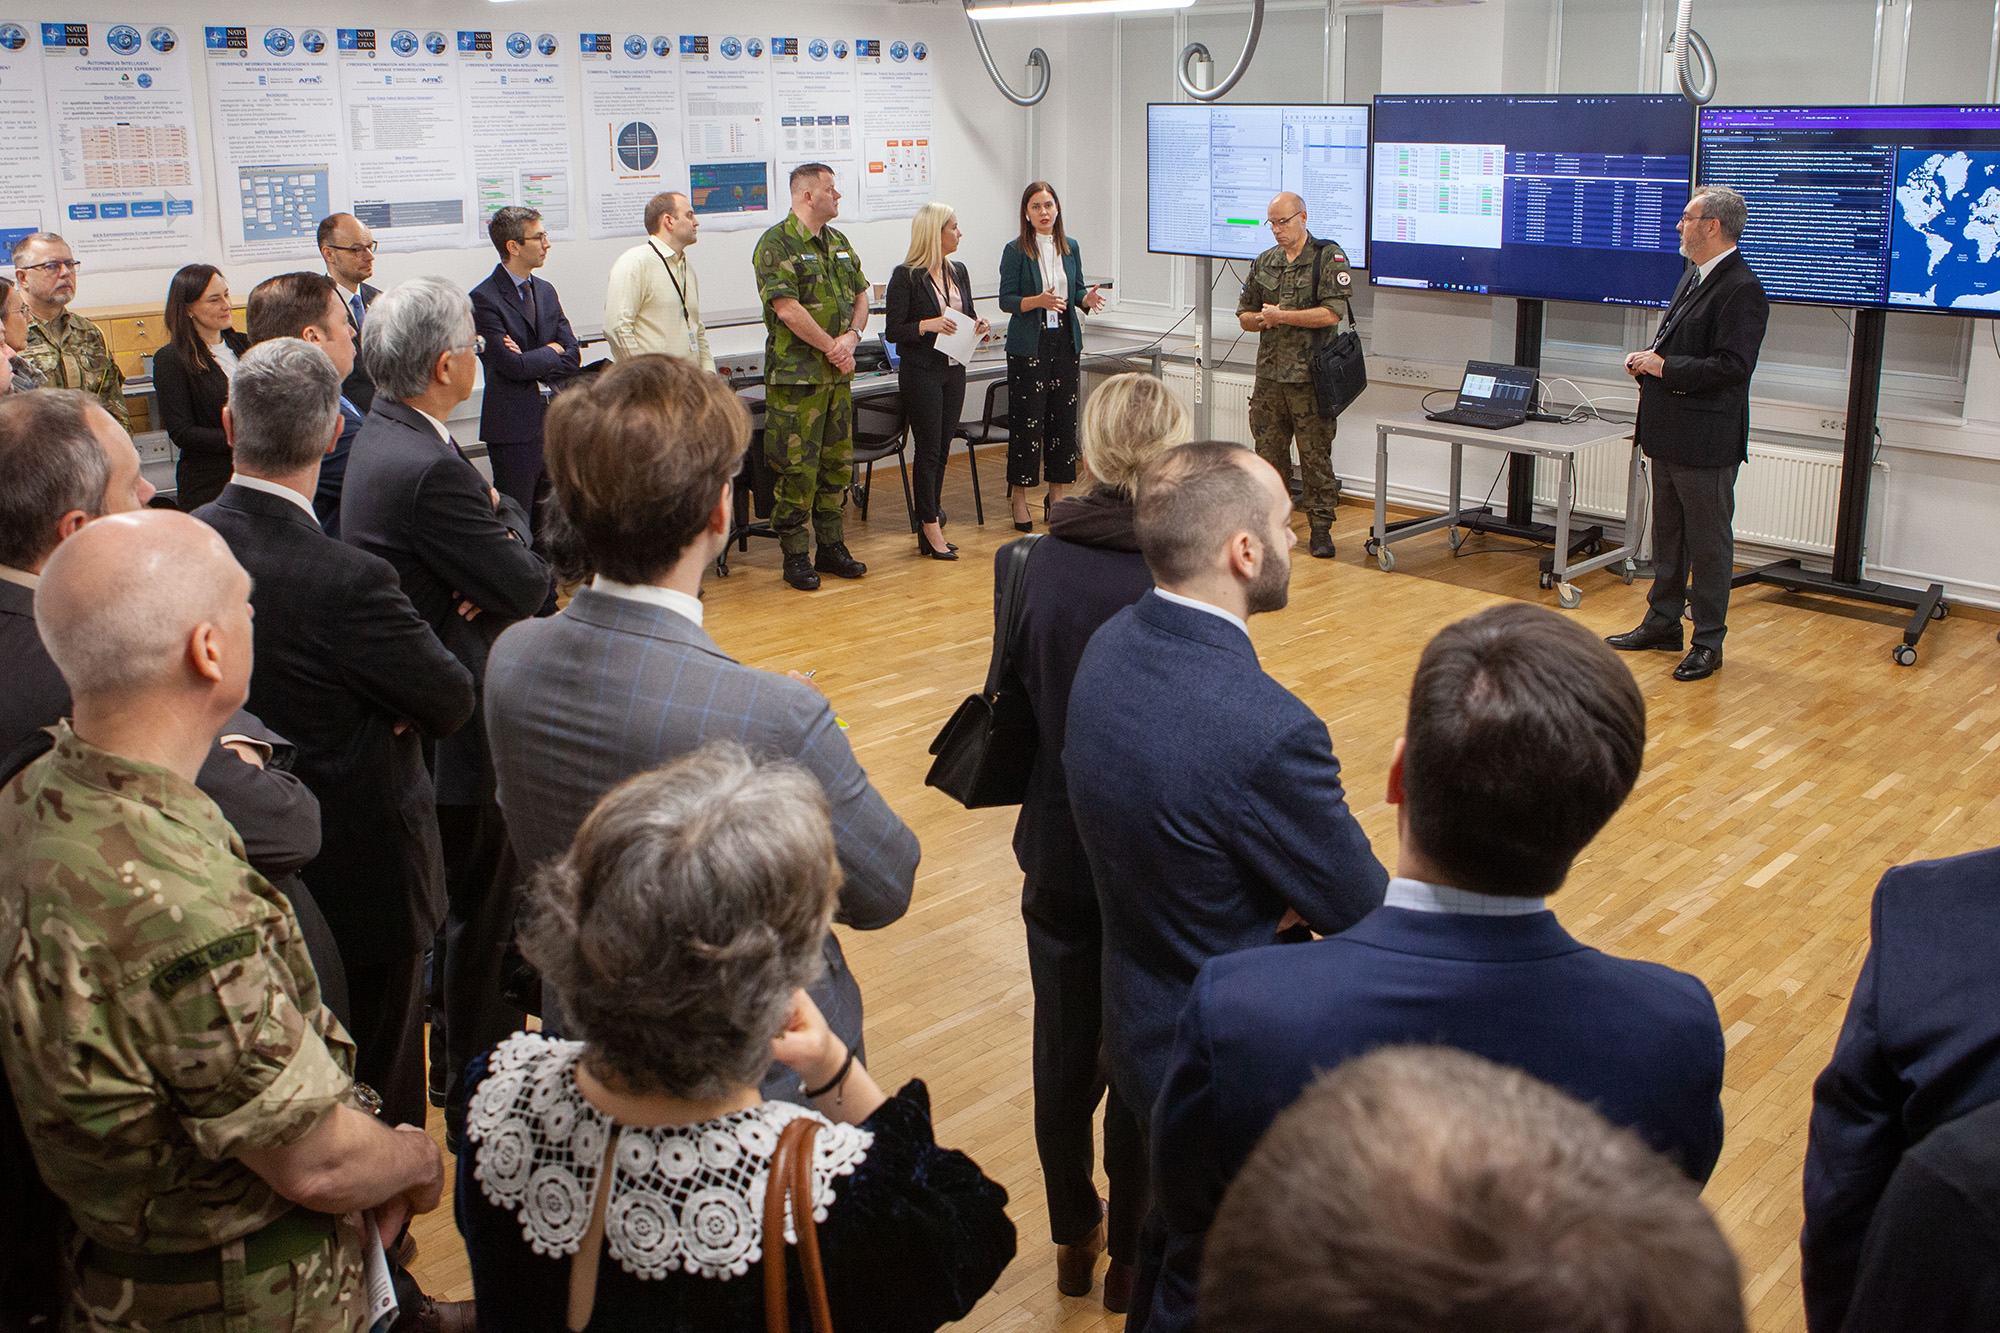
[953,378,1010,525]
[849,393,916,533]
[719,391,781,578]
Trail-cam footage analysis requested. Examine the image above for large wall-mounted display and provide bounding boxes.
[1147,103,1370,265]
[1370,94,1695,308]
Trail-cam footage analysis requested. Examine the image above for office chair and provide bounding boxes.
[954,378,1010,525]
[849,392,916,533]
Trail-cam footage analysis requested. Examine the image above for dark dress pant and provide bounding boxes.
[1007,324,1080,490]
[343,952,429,1130]
[1643,458,1739,652]
[902,358,966,526]
[486,439,550,540]
[436,801,528,1144]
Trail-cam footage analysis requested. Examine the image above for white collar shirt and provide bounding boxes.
[227,473,321,523]
[1383,876,1548,916]
[590,575,704,629]
[1152,587,1249,640]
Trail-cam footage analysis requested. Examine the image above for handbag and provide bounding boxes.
[764,1116,835,1333]
[1307,241,1368,419]
[924,534,1045,808]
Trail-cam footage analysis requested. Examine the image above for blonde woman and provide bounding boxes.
[993,373,1188,1312]
[885,202,990,560]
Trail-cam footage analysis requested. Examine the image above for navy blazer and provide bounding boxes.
[1636,249,1769,468]
[1063,591,1388,1116]
[998,237,1088,357]
[1143,905,1727,1333]
[470,264,581,446]
[1802,846,2000,1333]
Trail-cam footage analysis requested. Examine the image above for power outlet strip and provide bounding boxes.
[1818,417,1847,434]
[1381,361,1436,384]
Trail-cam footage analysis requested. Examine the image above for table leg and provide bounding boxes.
[1374,424,1389,548]
[1554,456,1575,582]
[1449,441,1463,519]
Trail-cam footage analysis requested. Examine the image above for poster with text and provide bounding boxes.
[40,22,203,271]
[679,34,775,234]
[457,30,574,241]
[577,32,685,241]
[771,36,860,217]
[855,37,934,223]
[336,27,475,252]
[204,25,349,264]
[0,22,58,271]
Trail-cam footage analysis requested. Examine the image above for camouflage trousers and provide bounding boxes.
[1249,378,1341,527]
[764,381,854,556]
[68,1214,366,1333]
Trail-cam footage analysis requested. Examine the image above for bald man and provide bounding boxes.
[0,511,446,1333]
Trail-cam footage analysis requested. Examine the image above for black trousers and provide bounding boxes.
[901,359,966,525]
[487,439,551,539]
[344,952,428,1129]
[1642,457,1739,652]
[1024,881,1145,1264]
[435,801,528,1145]
[1007,324,1080,490]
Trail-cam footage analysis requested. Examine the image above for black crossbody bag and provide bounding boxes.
[925,534,1044,808]
[1308,241,1368,418]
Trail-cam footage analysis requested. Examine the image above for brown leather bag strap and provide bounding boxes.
[763,1116,834,1333]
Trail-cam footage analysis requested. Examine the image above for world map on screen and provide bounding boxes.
[1889,149,2000,310]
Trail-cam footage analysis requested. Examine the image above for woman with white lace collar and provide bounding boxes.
[454,742,1016,1331]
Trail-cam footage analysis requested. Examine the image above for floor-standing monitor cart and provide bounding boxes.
[1729,308,1944,666]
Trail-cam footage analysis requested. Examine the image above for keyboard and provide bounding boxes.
[1425,407,1525,430]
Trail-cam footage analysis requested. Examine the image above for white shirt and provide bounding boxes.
[1035,233,1063,329]
[1151,588,1248,640]
[1694,246,1737,287]
[209,339,239,380]
[227,472,320,523]
[0,563,37,591]
[590,574,703,628]
[603,236,714,372]
[411,405,455,449]
[1383,876,1548,916]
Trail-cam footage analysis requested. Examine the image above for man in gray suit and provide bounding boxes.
[485,354,917,1101]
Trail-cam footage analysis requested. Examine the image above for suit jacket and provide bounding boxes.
[485,587,919,1096]
[1636,249,1770,468]
[1802,847,2000,1333]
[154,330,251,509]
[884,261,978,376]
[999,237,1088,356]
[470,265,582,446]
[196,483,476,962]
[1143,906,1728,1333]
[339,281,380,413]
[313,396,363,540]
[1063,591,1388,1115]
[340,397,550,805]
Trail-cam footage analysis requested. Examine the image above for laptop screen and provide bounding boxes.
[1456,361,1535,411]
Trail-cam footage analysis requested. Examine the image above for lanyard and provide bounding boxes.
[652,243,697,337]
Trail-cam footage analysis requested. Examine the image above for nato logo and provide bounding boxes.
[719,36,741,60]
[808,38,828,61]
[264,28,293,56]
[652,35,673,58]
[424,31,447,56]
[506,32,530,57]
[149,27,176,53]
[890,41,908,62]
[301,29,326,54]
[106,25,141,55]
[137,72,152,88]
[537,33,557,57]
[913,42,928,61]
[833,39,848,59]
[746,37,763,59]
[623,34,647,59]
[389,30,418,56]
[0,24,25,51]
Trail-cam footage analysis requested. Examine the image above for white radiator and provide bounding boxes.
[1157,364,1256,444]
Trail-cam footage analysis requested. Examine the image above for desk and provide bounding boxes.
[1365,410,1642,608]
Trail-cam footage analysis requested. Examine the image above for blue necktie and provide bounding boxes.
[350,292,365,329]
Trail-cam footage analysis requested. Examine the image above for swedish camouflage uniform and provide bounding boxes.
[1239,236,1352,528]
[21,309,129,430]
[0,722,365,1333]
[754,212,871,557]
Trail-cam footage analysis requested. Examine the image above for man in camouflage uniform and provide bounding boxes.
[753,162,872,591]
[12,233,128,430]
[1239,192,1351,559]
[0,510,445,1333]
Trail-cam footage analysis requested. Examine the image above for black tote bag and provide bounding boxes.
[925,534,1044,808]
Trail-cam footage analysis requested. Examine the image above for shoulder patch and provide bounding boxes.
[1337,270,1352,286]
[151,930,258,999]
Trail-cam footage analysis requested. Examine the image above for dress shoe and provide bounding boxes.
[1309,525,1335,559]
[1055,1211,1107,1298]
[814,542,866,579]
[1673,645,1721,681]
[1102,1258,1136,1314]
[782,552,821,591]
[1604,622,1684,652]
[393,1295,477,1333]
[916,533,959,561]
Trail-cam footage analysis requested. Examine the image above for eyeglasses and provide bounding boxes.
[1678,212,1711,225]
[451,335,486,356]
[1265,210,1305,230]
[325,240,379,255]
[17,258,81,274]
[520,233,550,246]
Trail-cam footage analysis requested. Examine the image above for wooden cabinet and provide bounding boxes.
[74,298,248,406]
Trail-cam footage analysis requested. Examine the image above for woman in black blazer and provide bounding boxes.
[153,263,249,510]
[886,202,990,560]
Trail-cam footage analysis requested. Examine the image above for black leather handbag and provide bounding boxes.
[1308,241,1368,419]
[925,534,1044,808]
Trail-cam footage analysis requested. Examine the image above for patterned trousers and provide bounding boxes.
[1007,325,1080,490]
[1249,377,1342,527]
[764,380,855,556]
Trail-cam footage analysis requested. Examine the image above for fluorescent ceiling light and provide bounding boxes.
[969,0,1197,20]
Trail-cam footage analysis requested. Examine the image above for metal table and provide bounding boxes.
[1365,410,1643,608]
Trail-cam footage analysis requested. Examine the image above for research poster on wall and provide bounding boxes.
[855,37,934,223]
[0,22,58,269]
[203,24,349,265]
[457,29,574,240]
[679,34,775,234]
[578,32,685,241]
[41,21,204,272]
[772,36,860,212]
[336,27,475,253]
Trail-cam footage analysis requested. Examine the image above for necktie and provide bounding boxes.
[1653,271,1700,350]
[350,292,366,329]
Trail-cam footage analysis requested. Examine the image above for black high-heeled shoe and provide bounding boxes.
[917,532,959,561]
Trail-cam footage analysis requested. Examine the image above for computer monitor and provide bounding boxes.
[1697,104,2000,313]
[1147,103,1370,264]
[1369,94,1696,307]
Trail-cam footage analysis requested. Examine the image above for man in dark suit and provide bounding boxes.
[1801,842,2000,1332]
[1141,603,1728,1333]
[342,277,552,1126]
[485,355,916,1106]
[246,270,365,537]
[1609,184,1770,682]
[319,212,381,413]
[470,206,581,529]
[194,338,477,1133]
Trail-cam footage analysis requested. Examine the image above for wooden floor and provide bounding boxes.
[408,460,2000,1332]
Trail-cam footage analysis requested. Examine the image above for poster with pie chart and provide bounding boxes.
[578,31,685,239]
[617,122,658,172]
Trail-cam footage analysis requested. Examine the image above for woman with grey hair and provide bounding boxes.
[454,742,1015,1331]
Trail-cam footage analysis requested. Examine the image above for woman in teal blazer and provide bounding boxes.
[998,181,1105,530]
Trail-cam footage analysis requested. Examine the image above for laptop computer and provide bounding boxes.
[1425,361,1537,429]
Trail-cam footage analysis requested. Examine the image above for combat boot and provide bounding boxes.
[783,552,821,591]
[1309,524,1335,559]
[814,542,866,579]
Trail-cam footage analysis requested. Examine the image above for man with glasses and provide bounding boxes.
[1237,193,1350,559]
[317,213,382,412]
[1607,185,1768,683]
[604,191,713,372]
[9,234,127,429]
[470,206,580,528]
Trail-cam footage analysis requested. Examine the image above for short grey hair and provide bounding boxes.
[517,741,842,1100]
[10,232,65,268]
[229,338,342,474]
[0,389,112,570]
[361,276,473,402]
[1694,186,1747,241]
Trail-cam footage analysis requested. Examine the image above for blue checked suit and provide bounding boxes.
[484,585,919,1100]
